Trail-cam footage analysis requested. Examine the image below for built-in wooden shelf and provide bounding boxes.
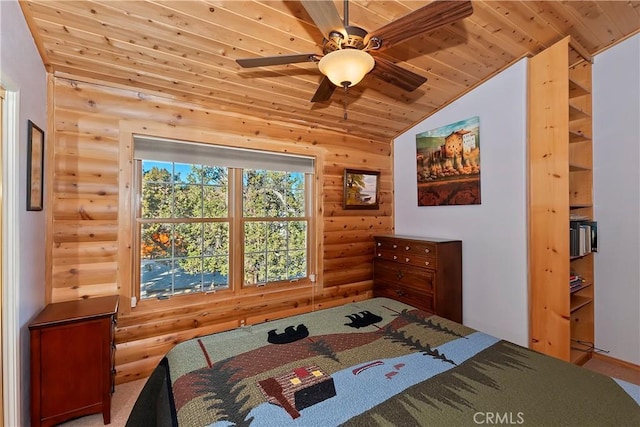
[570,281,592,294]
[570,295,593,312]
[569,78,590,98]
[569,130,591,143]
[569,103,591,121]
[569,204,593,210]
[529,37,595,366]
[569,163,591,172]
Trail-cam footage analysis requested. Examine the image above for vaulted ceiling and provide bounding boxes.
[19,1,640,141]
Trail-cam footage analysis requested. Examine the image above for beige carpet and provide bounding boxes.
[56,379,146,427]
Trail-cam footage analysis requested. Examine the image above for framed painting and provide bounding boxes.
[343,169,380,210]
[27,120,45,211]
[415,116,481,206]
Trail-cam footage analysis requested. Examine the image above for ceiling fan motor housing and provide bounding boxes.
[323,26,370,54]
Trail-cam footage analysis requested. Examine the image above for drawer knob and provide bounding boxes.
[424,248,430,254]
[396,271,404,279]
[377,253,381,257]
[405,257,410,262]
[425,261,430,266]
[405,246,410,250]
[393,255,397,260]
[395,289,406,297]
[377,242,381,246]
[392,244,398,248]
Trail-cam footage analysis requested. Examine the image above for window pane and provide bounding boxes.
[244,220,308,285]
[286,189,305,217]
[173,258,203,294]
[174,163,201,184]
[142,161,172,183]
[174,223,202,258]
[289,221,307,249]
[203,185,228,217]
[267,251,287,282]
[266,222,286,251]
[173,163,202,184]
[243,170,266,217]
[141,183,173,218]
[203,256,229,289]
[244,170,297,218]
[203,223,229,256]
[141,223,174,259]
[141,259,172,299]
[174,184,203,218]
[244,221,267,252]
[244,252,266,285]
[288,250,307,279]
[202,166,227,186]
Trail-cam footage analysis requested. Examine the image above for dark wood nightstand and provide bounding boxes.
[29,295,119,427]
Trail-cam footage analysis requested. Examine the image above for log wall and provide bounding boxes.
[47,75,394,383]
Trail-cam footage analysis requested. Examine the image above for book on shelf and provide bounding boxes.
[569,220,597,256]
[569,273,586,291]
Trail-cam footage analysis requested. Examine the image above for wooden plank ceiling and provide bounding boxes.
[20,0,640,141]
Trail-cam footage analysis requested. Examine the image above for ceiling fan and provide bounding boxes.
[236,0,474,103]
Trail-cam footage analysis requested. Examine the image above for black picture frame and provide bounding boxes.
[27,120,45,211]
[343,168,380,210]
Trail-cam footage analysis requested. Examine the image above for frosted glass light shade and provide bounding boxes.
[318,49,375,87]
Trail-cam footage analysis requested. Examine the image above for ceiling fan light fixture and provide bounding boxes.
[318,48,375,87]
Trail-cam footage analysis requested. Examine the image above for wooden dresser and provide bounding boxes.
[29,295,119,427]
[373,235,462,323]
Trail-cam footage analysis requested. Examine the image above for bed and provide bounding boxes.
[126,297,640,426]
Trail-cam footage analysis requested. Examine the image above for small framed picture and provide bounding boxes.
[343,168,380,210]
[27,120,45,211]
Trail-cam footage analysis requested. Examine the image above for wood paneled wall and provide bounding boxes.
[47,75,394,383]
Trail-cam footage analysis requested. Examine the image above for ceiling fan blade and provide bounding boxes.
[236,53,318,68]
[371,57,427,92]
[366,0,473,52]
[311,76,337,102]
[300,0,348,39]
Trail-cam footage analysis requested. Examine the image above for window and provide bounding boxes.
[133,136,314,301]
[138,161,229,299]
[242,170,307,285]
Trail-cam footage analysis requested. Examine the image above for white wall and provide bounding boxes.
[592,34,640,365]
[1,0,48,424]
[393,60,529,346]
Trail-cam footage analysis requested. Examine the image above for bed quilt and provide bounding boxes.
[126,297,640,427]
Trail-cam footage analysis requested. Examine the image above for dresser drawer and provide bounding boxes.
[375,250,436,269]
[373,284,435,314]
[374,259,435,293]
[375,237,437,268]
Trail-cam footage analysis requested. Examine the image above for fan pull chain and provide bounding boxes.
[343,83,349,120]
